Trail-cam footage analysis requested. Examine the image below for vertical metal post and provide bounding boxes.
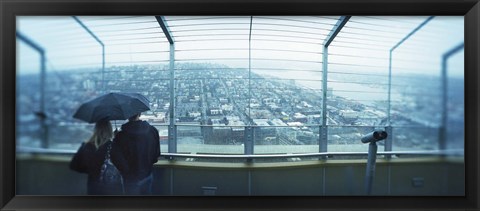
[40,46,47,148]
[248,16,253,121]
[16,32,48,148]
[102,46,105,92]
[387,16,434,152]
[245,126,254,161]
[245,16,254,158]
[384,126,393,159]
[72,16,105,93]
[439,52,447,151]
[387,50,393,126]
[156,16,177,153]
[439,42,464,150]
[386,50,393,156]
[320,46,329,156]
[320,16,350,157]
[168,44,177,153]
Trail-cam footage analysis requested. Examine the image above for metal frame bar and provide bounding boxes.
[386,16,434,153]
[162,150,462,159]
[244,126,254,156]
[320,16,351,155]
[16,31,48,148]
[244,16,254,157]
[439,42,464,150]
[17,146,464,158]
[248,16,253,121]
[323,16,351,48]
[156,16,175,45]
[72,16,105,93]
[168,44,177,153]
[156,16,177,153]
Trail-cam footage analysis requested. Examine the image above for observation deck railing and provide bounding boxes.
[17,146,463,161]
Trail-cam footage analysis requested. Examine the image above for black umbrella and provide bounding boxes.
[73,92,150,123]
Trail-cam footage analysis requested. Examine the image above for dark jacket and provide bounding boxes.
[113,120,160,182]
[69,141,127,195]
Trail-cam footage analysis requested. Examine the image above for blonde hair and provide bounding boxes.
[88,120,113,149]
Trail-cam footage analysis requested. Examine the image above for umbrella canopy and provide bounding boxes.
[73,92,150,123]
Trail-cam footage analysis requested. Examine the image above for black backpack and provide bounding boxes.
[98,141,125,195]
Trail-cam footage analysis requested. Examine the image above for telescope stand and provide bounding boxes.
[365,141,378,195]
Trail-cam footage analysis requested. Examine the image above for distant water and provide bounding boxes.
[254,69,404,105]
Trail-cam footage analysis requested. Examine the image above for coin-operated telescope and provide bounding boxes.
[361,130,388,144]
[361,130,388,195]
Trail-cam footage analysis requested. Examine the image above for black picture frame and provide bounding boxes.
[1,0,479,210]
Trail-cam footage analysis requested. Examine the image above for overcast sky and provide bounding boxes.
[16,16,464,79]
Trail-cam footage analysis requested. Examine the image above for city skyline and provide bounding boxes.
[16,62,464,152]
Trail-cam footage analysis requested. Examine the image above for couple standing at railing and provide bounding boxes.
[69,92,160,195]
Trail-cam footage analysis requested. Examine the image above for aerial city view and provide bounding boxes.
[16,62,464,153]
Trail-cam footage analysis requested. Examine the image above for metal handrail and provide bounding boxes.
[161,150,463,159]
[17,146,463,159]
[53,122,441,129]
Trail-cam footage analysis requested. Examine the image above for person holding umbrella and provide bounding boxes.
[69,120,128,195]
[71,92,159,195]
[113,113,160,195]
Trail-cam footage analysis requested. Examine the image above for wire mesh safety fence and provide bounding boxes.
[16,16,464,157]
